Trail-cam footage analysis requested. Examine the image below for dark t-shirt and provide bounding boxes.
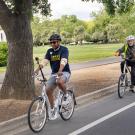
[45,45,71,74]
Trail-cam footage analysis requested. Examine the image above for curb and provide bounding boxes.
[76,84,117,106]
[0,84,117,135]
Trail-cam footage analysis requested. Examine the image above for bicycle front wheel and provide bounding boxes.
[118,74,127,98]
[28,96,47,133]
[60,90,75,121]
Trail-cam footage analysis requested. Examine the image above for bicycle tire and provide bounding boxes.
[60,90,75,121]
[28,96,47,133]
[118,74,127,98]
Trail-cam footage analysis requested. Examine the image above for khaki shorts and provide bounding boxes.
[46,72,71,90]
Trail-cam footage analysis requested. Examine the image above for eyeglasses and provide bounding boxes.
[50,41,57,44]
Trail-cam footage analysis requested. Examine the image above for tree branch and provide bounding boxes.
[14,0,32,17]
[0,0,12,27]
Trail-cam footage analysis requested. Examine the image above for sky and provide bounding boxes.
[48,0,103,20]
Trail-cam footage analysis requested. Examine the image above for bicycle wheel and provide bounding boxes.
[28,96,47,133]
[60,90,75,121]
[118,74,127,98]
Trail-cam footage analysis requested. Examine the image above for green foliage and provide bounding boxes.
[82,0,135,15]
[32,15,88,45]
[103,0,116,16]
[89,6,135,43]
[4,0,51,17]
[31,2,135,45]
[0,42,8,67]
[91,31,106,43]
[116,0,134,14]
[106,24,122,42]
[74,25,85,44]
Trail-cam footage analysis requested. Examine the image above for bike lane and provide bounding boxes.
[18,88,135,135]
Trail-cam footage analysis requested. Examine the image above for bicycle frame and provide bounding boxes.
[123,60,131,74]
[120,54,131,75]
[40,82,63,117]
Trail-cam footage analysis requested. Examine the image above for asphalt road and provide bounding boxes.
[18,87,135,135]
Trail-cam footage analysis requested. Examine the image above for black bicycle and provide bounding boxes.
[118,55,134,98]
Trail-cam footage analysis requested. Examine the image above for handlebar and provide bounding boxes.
[35,57,47,82]
[35,57,39,64]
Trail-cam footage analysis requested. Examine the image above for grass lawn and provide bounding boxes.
[0,67,6,73]
[33,43,123,63]
[0,44,123,73]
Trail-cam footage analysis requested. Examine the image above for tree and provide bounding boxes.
[106,23,125,43]
[82,0,116,15]
[60,31,71,44]
[82,0,134,15]
[0,0,51,99]
[116,0,134,14]
[74,26,85,45]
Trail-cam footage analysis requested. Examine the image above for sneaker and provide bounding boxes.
[63,93,69,101]
[49,108,58,120]
[121,74,125,81]
[130,85,135,93]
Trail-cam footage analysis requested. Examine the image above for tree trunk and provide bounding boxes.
[0,15,35,99]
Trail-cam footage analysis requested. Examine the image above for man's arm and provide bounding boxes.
[117,45,125,53]
[115,45,125,56]
[58,48,69,75]
[58,58,68,75]
[34,59,49,74]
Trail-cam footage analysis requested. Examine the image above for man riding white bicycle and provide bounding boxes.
[34,33,71,120]
[115,35,135,92]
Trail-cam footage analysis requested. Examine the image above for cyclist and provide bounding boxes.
[34,33,71,119]
[115,35,135,92]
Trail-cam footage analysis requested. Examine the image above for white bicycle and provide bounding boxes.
[28,57,76,133]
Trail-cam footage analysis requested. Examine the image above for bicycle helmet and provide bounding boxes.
[48,34,62,41]
[126,35,135,42]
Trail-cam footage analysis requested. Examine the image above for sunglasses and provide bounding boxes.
[50,41,58,44]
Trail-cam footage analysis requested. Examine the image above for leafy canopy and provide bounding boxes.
[3,0,51,16]
[82,0,134,15]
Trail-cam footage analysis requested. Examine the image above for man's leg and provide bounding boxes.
[57,78,67,94]
[57,72,70,94]
[131,65,135,86]
[46,89,55,109]
[127,61,135,91]
[120,61,125,73]
[46,76,56,109]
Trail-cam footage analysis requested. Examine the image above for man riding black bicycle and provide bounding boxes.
[35,33,71,120]
[115,35,135,92]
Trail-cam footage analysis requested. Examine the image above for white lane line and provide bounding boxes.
[69,102,135,135]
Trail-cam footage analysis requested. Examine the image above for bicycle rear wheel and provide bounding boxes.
[60,90,75,121]
[28,96,47,133]
[118,74,127,98]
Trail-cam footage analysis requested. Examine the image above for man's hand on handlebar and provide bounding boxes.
[114,51,120,56]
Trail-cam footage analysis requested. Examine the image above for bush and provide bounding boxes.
[0,42,8,67]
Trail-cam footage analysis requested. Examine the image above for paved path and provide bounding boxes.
[0,57,120,84]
